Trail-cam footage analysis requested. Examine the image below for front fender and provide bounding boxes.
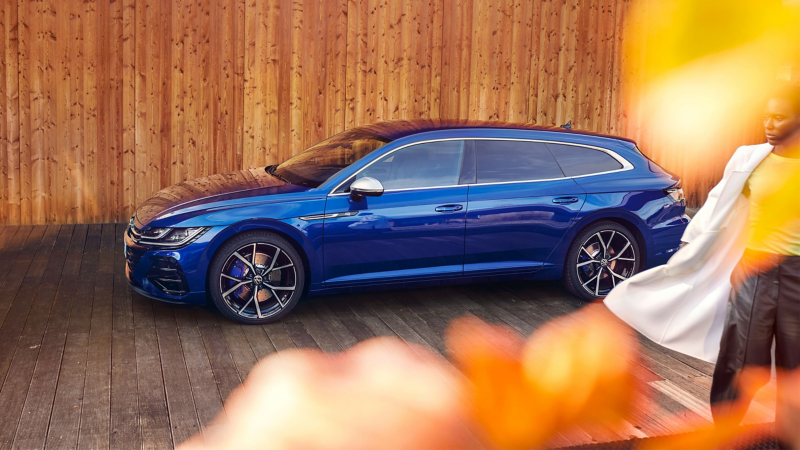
[202,218,325,290]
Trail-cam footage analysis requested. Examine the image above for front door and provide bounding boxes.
[323,140,470,285]
[464,139,586,274]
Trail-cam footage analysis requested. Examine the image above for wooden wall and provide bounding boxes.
[0,0,764,225]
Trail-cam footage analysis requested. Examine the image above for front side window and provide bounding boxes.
[272,129,393,188]
[546,143,623,177]
[341,140,465,192]
[475,140,564,184]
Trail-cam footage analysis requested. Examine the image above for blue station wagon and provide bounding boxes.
[124,120,689,324]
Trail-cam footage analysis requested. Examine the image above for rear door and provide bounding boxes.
[464,139,586,275]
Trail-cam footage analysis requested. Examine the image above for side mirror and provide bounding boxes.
[350,177,384,201]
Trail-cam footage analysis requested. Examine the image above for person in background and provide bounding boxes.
[711,84,800,424]
[604,84,800,440]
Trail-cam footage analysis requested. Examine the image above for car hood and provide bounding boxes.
[134,168,306,227]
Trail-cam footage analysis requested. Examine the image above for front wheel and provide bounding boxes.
[562,221,642,302]
[208,231,305,324]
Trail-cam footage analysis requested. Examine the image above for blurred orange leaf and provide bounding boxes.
[448,305,641,450]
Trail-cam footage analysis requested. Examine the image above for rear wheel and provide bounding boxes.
[209,231,305,324]
[563,221,641,301]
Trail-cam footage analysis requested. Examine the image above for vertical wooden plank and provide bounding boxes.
[170,0,184,186]
[429,0,443,120]
[106,0,122,223]
[1,0,19,225]
[71,0,86,223]
[134,0,147,212]
[363,0,378,124]
[145,0,162,195]
[232,0,245,171]
[26,0,47,224]
[196,0,209,178]
[601,0,617,133]
[553,0,569,125]
[83,0,98,222]
[608,0,626,135]
[184,0,197,180]
[243,0,265,169]
[508,0,532,122]
[159,0,173,191]
[55,0,71,224]
[371,0,385,121]
[0,0,6,226]
[590,0,610,132]
[16,0,31,225]
[343,0,358,128]
[121,0,135,221]
[535,0,557,125]
[287,0,303,159]
[42,0,56,224]
[563,0,579,127]
[276,0,291,164]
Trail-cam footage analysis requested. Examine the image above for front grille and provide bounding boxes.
[146,256,190,296]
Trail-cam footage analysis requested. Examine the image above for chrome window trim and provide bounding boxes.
[327,137,634,197]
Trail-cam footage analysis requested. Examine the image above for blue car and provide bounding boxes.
[125,119,689,324]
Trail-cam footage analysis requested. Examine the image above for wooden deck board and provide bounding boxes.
[78,224,116,449]
[13,226,82,450]
[109,224,140,449]
[0,226,68,448]
[174,307,228,433]
[153,303,201,446]
[0,225,775,449]
[45,225,100,449]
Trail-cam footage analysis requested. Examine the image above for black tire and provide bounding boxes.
[208,231,306,324]
[562,221,642,302]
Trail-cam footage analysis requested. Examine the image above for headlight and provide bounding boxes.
[129,220,209,248]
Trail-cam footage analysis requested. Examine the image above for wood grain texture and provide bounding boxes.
[0,0,766,224]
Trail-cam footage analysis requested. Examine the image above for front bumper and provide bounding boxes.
[124,225,221,305]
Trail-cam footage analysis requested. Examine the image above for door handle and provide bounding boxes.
[435,204,464,212]
[552,197,579,204]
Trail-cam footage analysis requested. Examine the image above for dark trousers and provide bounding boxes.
[710,250,800,424]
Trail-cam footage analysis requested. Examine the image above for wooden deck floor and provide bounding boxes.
[0,223,774,449]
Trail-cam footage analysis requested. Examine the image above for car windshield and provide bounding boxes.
[271,130,393,188]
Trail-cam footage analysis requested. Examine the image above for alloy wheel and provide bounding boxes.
[575,230,636,297]
[219,242,297,319]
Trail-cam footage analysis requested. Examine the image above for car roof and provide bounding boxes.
[351,119,637,146]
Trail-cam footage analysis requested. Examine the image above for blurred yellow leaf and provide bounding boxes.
[627,0,799,83]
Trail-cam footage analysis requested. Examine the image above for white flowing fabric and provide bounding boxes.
[604,143,774,363]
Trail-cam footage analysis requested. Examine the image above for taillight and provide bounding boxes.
[663,183,685,203]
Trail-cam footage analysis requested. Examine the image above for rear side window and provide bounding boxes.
[475,140,564,184]
[546,143,623,177]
